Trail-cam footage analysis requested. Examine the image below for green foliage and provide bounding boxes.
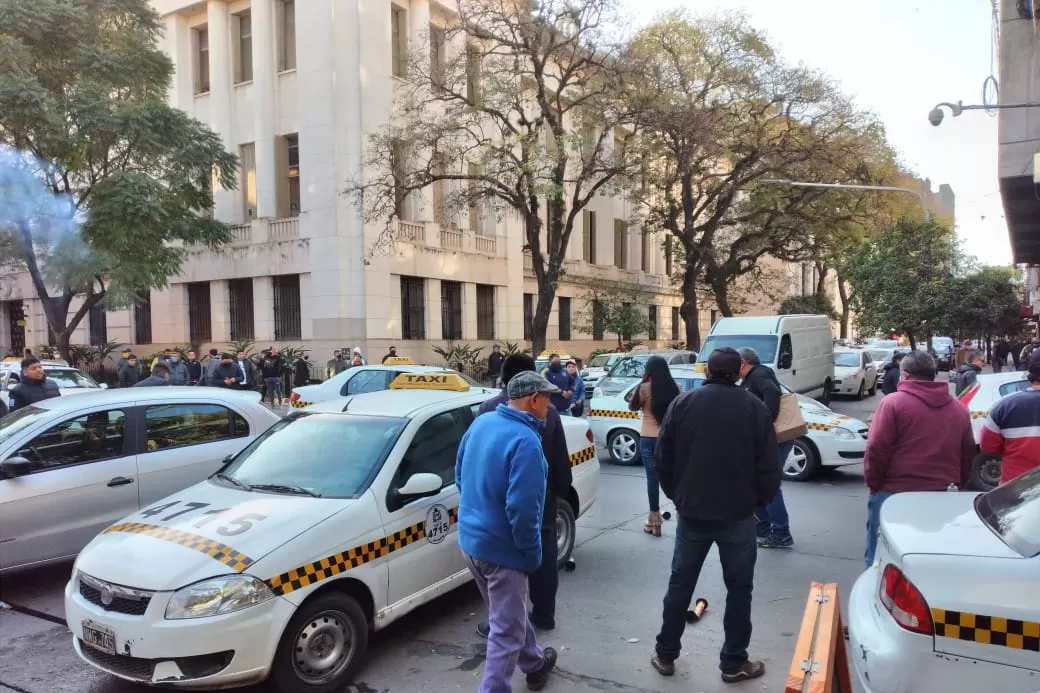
[431,344,484,374]
[778,293,840,323]
[575,281,652,348]
[226,340,257,357]
[499,341,530,356]
[935,267,1025,339]
[0,0,237,353]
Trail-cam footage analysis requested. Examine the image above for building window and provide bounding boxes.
[671,306,681,341]
[195,27,210,94]
[188,282,212,343]
[240,142,257,220]
[441,281,463,340]
[228,279,255,341]
[614,219,627,269]
[523,293,533,340]
[665,234,673,276]
[273,275,302,340]
[648,305,657,341]
[430,24,446,86]
[476,285,495,340]
[583,210,597,264]
[592,300,605,340]
[401,276,426,340]
[466,44,482,102]
[558,297,571,341]
[235,12,253,83]
[622,303,632,341]
[286,134,300,216]
[278,0,296,71]
[88,304,107,346]
[710,309,718,328]
[641,230,651,272]
[134,293,152,345]
[391,6,407,78]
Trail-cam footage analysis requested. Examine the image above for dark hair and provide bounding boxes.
[549,353,560,360]
[901,350,936,380]
[152,363,170,377]
[20,356,39,371]
[892,351,905,362]
[501,354,536,385]
[640,355,680,423]
[706,347,741,383]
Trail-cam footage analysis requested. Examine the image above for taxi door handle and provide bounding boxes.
[107,476,134,488]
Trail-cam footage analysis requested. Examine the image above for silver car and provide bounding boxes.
[0,387,280,574]
[591,350,699,400]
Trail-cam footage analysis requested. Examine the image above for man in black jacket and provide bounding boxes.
[881,352,904,395]
[652,347,778,683]
[9,358,61,411]
[738,347,795,550]
[474,353,572,636]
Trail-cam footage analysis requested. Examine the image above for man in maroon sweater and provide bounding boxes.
[862,350,975,568]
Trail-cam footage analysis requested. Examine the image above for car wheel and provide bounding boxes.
[555,497,576,568]
[607,429,640,466]
[867,376,877,396]
[969,452,1002,492]
[855,380,865,401]
[818,381,832,406]
[782,438,820,482]
[271,592,368,693]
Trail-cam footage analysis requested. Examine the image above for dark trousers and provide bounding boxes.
[754,440,795,539]
[656,515,757,674]
[528,526,558,624]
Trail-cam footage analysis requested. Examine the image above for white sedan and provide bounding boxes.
[587,370,868,480]
[848,468,1040,693]
[832,348,878,399]
[289,361,487,409]
[1,362,107,407]
[958,371,1030,491]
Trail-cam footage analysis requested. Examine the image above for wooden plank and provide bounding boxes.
[784,582,852,693]
[785,581,825,693]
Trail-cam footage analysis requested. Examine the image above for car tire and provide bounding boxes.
[855,380,865,401]
[969,452,1002,492]
[271,592,369,693]
[782,438,820,482]
[867,376,877,396]
[818,381,832,406]
[555,497,576,569]
[606,429,640,466]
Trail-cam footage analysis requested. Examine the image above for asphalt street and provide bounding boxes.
[0,392,881,693]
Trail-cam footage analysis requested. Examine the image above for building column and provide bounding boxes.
[408,0,433,221]
[463,282,477,341]
[165,15,194,111]
[427,278,443,342]
[253,276,275,343]
[253,0,278,219]
[210,280,231,343]
[207,0,237,223]
[299,272,314,341]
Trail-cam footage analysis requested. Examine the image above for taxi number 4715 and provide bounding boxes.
[139,500,267,537]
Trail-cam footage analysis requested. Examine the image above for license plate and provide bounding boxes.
[82,620,116,655]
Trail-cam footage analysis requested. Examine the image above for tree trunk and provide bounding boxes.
[680,261,701,351]
[530,273,558,356]
[837,276,851,340]
[711,276,734,317]
[814,262,828,296]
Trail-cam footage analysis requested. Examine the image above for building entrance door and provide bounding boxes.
[6,301,26,356]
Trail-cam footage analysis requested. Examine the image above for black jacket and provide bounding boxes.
[881,361,901,395]
[741,364,782,421]
[118,363,142,388]
[260,356,283,379]
[209,362,243,388]
[134,375,168,387]
[9,378,61,411]
[655,379,780,523]
[0,398,8,418]
[184,359,203,384]
[478,390,573,527]
[487,352,505,378]
[293,358,310,386]
[955,363,981,395]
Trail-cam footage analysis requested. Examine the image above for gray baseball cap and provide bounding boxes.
[507,371,560,399]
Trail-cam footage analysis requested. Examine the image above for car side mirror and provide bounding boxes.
[624,389,635,403]
[396,472,443,498]
[218,454,235,470]
[1,456,34,478]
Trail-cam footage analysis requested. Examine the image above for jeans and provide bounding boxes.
[528,527,559,625]
[656,516,757,674]
[264,377,282,402]
[754,441,794,539]
[864,491,893,568]
[639,436,661,512]
[463,553,545,693]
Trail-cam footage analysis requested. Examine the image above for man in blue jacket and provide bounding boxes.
[456,371,560,693]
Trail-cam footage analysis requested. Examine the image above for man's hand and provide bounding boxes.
[563,390,572,400]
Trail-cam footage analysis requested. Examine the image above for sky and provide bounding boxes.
[623,0,1010,266]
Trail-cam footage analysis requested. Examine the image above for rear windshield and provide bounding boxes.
[697,336,778,364]
[588,354,615,368]
[834,353,860,367]
[975,467,1040,558]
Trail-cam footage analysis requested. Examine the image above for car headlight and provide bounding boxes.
[831,427,855,440]
[843,373,857,382]
[165,575,274,620]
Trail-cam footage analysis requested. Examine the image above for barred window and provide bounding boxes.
[592,300,605,340]
[671,307,681,341]
[88,304,107,346]
[523,293,533,340]
[648,305,657,341]
[558,297,571,341]
[441,281,463,340]
[273,275,302,340]
[188,282,212,343]
[134,293,153,345]
[228,279,255,341]
[401,276,426,340]
[476,285,495,341]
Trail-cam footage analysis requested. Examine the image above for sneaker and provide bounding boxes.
[650,651,675,676]
[476,620,490,638]
[759,534,794,549]
[721,660,765,683]
[526,647,557,691]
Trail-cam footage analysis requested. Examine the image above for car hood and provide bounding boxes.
[76,481,354,591]
[880,492,1019,560]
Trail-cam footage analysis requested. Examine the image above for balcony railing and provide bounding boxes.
[229,224,251,243]
[475,235,497,255]
[440,227,464,249]
[398,220,426,243]
[523,249,534,272]
[269,217,299,240]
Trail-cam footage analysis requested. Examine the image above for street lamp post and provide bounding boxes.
[928,100,1040,126]
[758,179,931,222]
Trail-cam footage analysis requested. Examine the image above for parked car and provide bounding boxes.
[591,350,698,401]
[958,371,1031,490]
[289,362,490,409]
[832,347,879,399]
[0,388,281,574]
[932,336,955,371]
[0,362,105,408]
[580,352,626,390]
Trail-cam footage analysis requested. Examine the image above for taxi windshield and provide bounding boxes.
[833,353,860,367]
[220,413,408,498]
[975,466,1040,558]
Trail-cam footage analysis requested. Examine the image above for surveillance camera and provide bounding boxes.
[928,108,944,127]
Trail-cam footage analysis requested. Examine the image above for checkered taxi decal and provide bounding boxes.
[569,445,596,467]
[805,416,853,433]
[970,410,989,420]
[266,507,460,596]
[291,400,312,409]
[933,609,1040,652]
[587,409,640,420]
[102,522,255,572]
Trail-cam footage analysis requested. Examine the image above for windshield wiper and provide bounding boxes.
[250,484,322,498]
[214,473,252,492]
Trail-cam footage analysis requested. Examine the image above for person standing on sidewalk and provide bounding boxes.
[260,348,285,406]
[863,351,975,567]
[474,354,571,637]
[980,350,1040,484]
[652,347,779,683]
[881,351,904,395]
[456,371,560,693]
[954,352,985,396]
[566,360,586,417]
[737,347,794,549]
[487,343,505,386]
[629,355,680,537]
[542,353,574,413]
[184,350,203,385]
[993,339,1011,374]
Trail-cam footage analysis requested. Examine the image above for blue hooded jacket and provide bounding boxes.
[455,404,547,572]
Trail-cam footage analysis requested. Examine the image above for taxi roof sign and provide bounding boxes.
[389,372,470,392]
[382,356,416,365]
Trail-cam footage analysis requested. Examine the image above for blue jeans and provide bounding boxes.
[639,436,661,512]
[754,440,794,540]
[656,515,757,674]
[864,491,893,568]
[264,377,282,402]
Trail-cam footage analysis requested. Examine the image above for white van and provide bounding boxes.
[694,315,835,404]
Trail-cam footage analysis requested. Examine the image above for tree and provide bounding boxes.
[574,280,652,349]
[936,266,1025,341]
[0,0,236,355]
[778,293,840,323]
[345,0,640,354]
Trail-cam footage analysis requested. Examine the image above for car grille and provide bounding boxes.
[79,641,155,681]
[79,576,152,616]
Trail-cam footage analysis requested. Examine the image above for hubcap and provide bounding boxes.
[980,457,1002,488]
[783,445,808,476]
[292,610,354,685]
[611,433,638,463]
[556,509,571,556]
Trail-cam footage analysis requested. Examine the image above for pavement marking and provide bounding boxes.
[102,522,255,572]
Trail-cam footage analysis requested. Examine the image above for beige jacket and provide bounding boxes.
[629,382,661,438]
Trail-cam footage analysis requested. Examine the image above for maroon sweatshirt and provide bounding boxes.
[863,379,976,494]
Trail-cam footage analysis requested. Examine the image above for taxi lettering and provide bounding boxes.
[139,500,267,536]
[425,504,451,544]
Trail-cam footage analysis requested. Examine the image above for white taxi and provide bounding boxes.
[288,358,482,409]
[848,467,1040,693]
[588,369,867,480]
[0,360,106,407]
[65,373,599,692]
[958,371,1030,491]
[831,347,879,399]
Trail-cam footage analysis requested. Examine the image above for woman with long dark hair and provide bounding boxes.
[629,355,681,536]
